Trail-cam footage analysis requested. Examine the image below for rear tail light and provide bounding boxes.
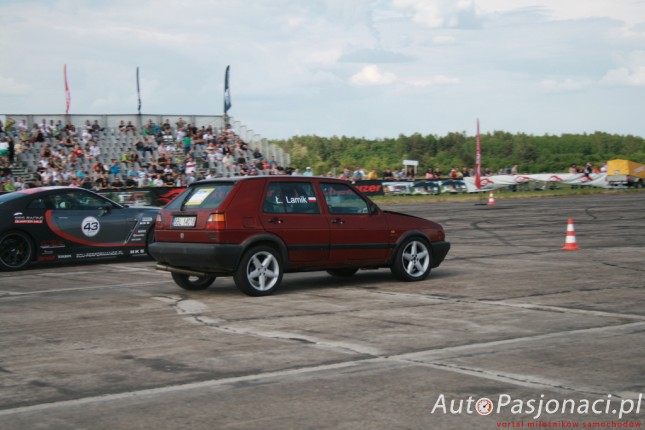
[155,213,163,229]
[206,213,226,230]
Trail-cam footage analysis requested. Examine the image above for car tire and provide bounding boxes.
[0,231,34,271]
[390,237,432,282]
[171,272,216,291]
[326,268,358,277]
[145,227,155,257]
[234,245,283,296]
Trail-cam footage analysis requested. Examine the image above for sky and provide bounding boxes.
[1,0,644,140]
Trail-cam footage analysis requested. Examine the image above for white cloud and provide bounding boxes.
[350,65,397,86]
[600,50,645,86]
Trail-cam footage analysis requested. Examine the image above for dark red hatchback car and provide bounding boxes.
[149,176,450,296]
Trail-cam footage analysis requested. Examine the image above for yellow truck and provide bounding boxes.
[606,159,645,187]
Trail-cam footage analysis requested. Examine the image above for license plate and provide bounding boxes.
[172,216,196,227]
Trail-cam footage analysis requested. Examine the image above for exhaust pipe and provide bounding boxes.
[155,263,212,278]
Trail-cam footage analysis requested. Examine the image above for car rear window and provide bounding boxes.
[165,184,234,210]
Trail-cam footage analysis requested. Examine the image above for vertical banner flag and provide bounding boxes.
[136,66,142,114]
[64,64,71,115]
[475,118,482,190]
[224,65,232,114]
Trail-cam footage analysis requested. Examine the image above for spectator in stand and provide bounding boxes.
[72,143,85,162]
[303,166,313,176]
[125,121,136,135]
[1,117,12,133]
[129,148,141,166]
[353,167,365,181]
[182,133,192,154]
[184,156,197,175]
[203,129,214,145]
[91,120,102,134]
[13,176,25,191]
[110,175,125,189]
[118,120,127,133]
[61,136,74,149]
[88,141,101,161]
[14,140,25,166]
[222,152,235,174]
[55,120,65,135]
[186,171,198,185]
[94,172,108,189]
[124,173,137,188]
[37,155,49,171]
[108,159,121,181]
[16,119,28,134]
[174,172,187,187]
[40,119,53,138]
[31,124,45,143]
[252,147,263,162]
[0,138,8,160]
[92,161,106,178]
[381,168,394,180]
[162,172,175,186]
[65,122,77,138]
[81,127,93,144]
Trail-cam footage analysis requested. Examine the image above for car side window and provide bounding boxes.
[263,182,320,214]
[321,182,369,214]
[71,191,110,210]
[27,198,48,210]
[46,191,109,210]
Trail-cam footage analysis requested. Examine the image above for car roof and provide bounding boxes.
[193,176,349,186]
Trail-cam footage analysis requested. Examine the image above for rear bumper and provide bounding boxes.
[431,240,450,268]
[148,242,243,273]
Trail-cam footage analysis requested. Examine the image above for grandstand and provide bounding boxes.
[1,114,290,186]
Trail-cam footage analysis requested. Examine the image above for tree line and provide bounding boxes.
[270,131,645,176]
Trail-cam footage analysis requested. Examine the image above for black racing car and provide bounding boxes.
[0,187,159,271]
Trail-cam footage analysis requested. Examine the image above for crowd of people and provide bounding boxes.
[0,116,297,192]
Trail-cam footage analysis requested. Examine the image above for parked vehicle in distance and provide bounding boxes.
[149,176,450,296]
[0,187,159,271]
[439,179,467,194]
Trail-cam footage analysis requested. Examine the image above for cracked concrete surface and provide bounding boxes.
[0,193,643,429]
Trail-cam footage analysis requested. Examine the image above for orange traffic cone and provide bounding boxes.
[561,218,580,251]
[488,191,495,205]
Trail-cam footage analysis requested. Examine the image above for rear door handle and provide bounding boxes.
[331,218,345,224]
[268,217,284,224]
